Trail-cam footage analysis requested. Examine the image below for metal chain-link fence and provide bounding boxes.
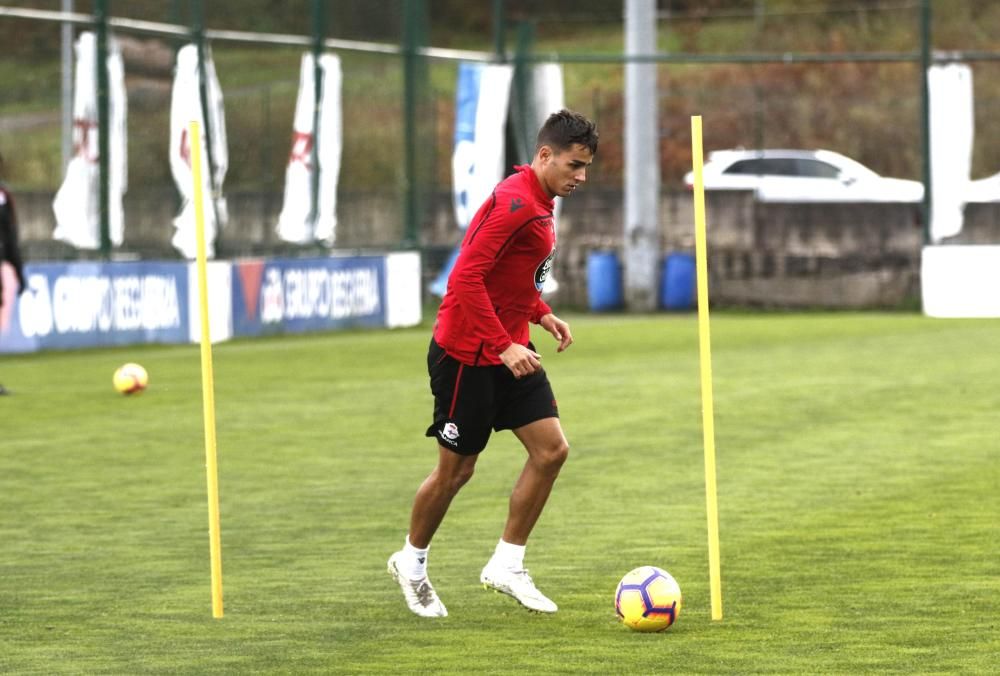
[2,0,999,265]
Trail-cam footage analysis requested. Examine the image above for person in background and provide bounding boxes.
[0,152,27,395]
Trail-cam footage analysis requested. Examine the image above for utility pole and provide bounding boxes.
[624,0,660,311]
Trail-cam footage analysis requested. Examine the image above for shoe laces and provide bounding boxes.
[410,578,438,608]
[508,568,537,588]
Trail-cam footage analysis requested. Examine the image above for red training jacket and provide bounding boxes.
[433,164,556,366]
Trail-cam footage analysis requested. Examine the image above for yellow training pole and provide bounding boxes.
[189,120,224,619]
[691,115,723,621]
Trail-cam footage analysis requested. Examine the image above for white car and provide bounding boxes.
[684,149,924,203]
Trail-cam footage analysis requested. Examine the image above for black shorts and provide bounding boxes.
[425,339,559,456]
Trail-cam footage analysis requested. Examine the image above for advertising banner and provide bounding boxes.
[231,256,387,337]
[2,253,418,354]
[922,245,1000,318]
[1,261,188,353]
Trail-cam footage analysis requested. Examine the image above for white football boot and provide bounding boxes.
[480,561,558,613]
[387,551,448,618]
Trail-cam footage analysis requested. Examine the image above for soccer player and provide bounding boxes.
[388,110,598,617]
[0,152,26,395]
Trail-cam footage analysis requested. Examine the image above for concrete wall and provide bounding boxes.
[546,190,929,309]
[711,198,924,308]
[14,188,1000,309]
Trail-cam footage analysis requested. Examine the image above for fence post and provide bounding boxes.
[511,21,537,165]
[310,0,324,235]
[401,0,426,248]
[493,0,506,62]
[61,0,74,174]
[95,0,111,259]
[191,0,221,241]
[919,0,932,244]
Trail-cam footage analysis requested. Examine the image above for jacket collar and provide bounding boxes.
[514,164,555,210]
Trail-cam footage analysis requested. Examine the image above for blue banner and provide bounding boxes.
[454,62,482,144]
[231,256,387,337]
[435,62,485,298]
[0,261,189,353]
[452,61,482,230]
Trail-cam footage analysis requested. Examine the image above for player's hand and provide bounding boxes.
[500,342,542,379]
[539,313,573,352]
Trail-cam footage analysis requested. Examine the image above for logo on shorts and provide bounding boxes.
[441,422,460,445]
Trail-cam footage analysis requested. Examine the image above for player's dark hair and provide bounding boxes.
[536,109,598,155]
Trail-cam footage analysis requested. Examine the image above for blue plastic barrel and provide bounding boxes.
[660,252,696,311]
[587,251,623,311]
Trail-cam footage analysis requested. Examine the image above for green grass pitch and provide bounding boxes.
[1,312,997,673]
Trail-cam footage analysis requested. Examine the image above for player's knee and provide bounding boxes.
[535,438,569,472]
[435,462,475,493]
[452,463,476,490]
[552,439,570,468]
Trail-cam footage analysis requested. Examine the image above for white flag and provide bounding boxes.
[430,63,513,297]
[451,63,514,232]
[276,53,343,245]
[170,43,228,259]
[434,62,568,297]
[929,63,974,242]
[528,63,565,295]
[52,31,128,249]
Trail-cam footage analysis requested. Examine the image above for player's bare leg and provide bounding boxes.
[504,417,569,544]
[409,445,479,547]
[481,417,568,613]
[389,445,478,618]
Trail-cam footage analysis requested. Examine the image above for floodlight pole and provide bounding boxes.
[624,0,660,311]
